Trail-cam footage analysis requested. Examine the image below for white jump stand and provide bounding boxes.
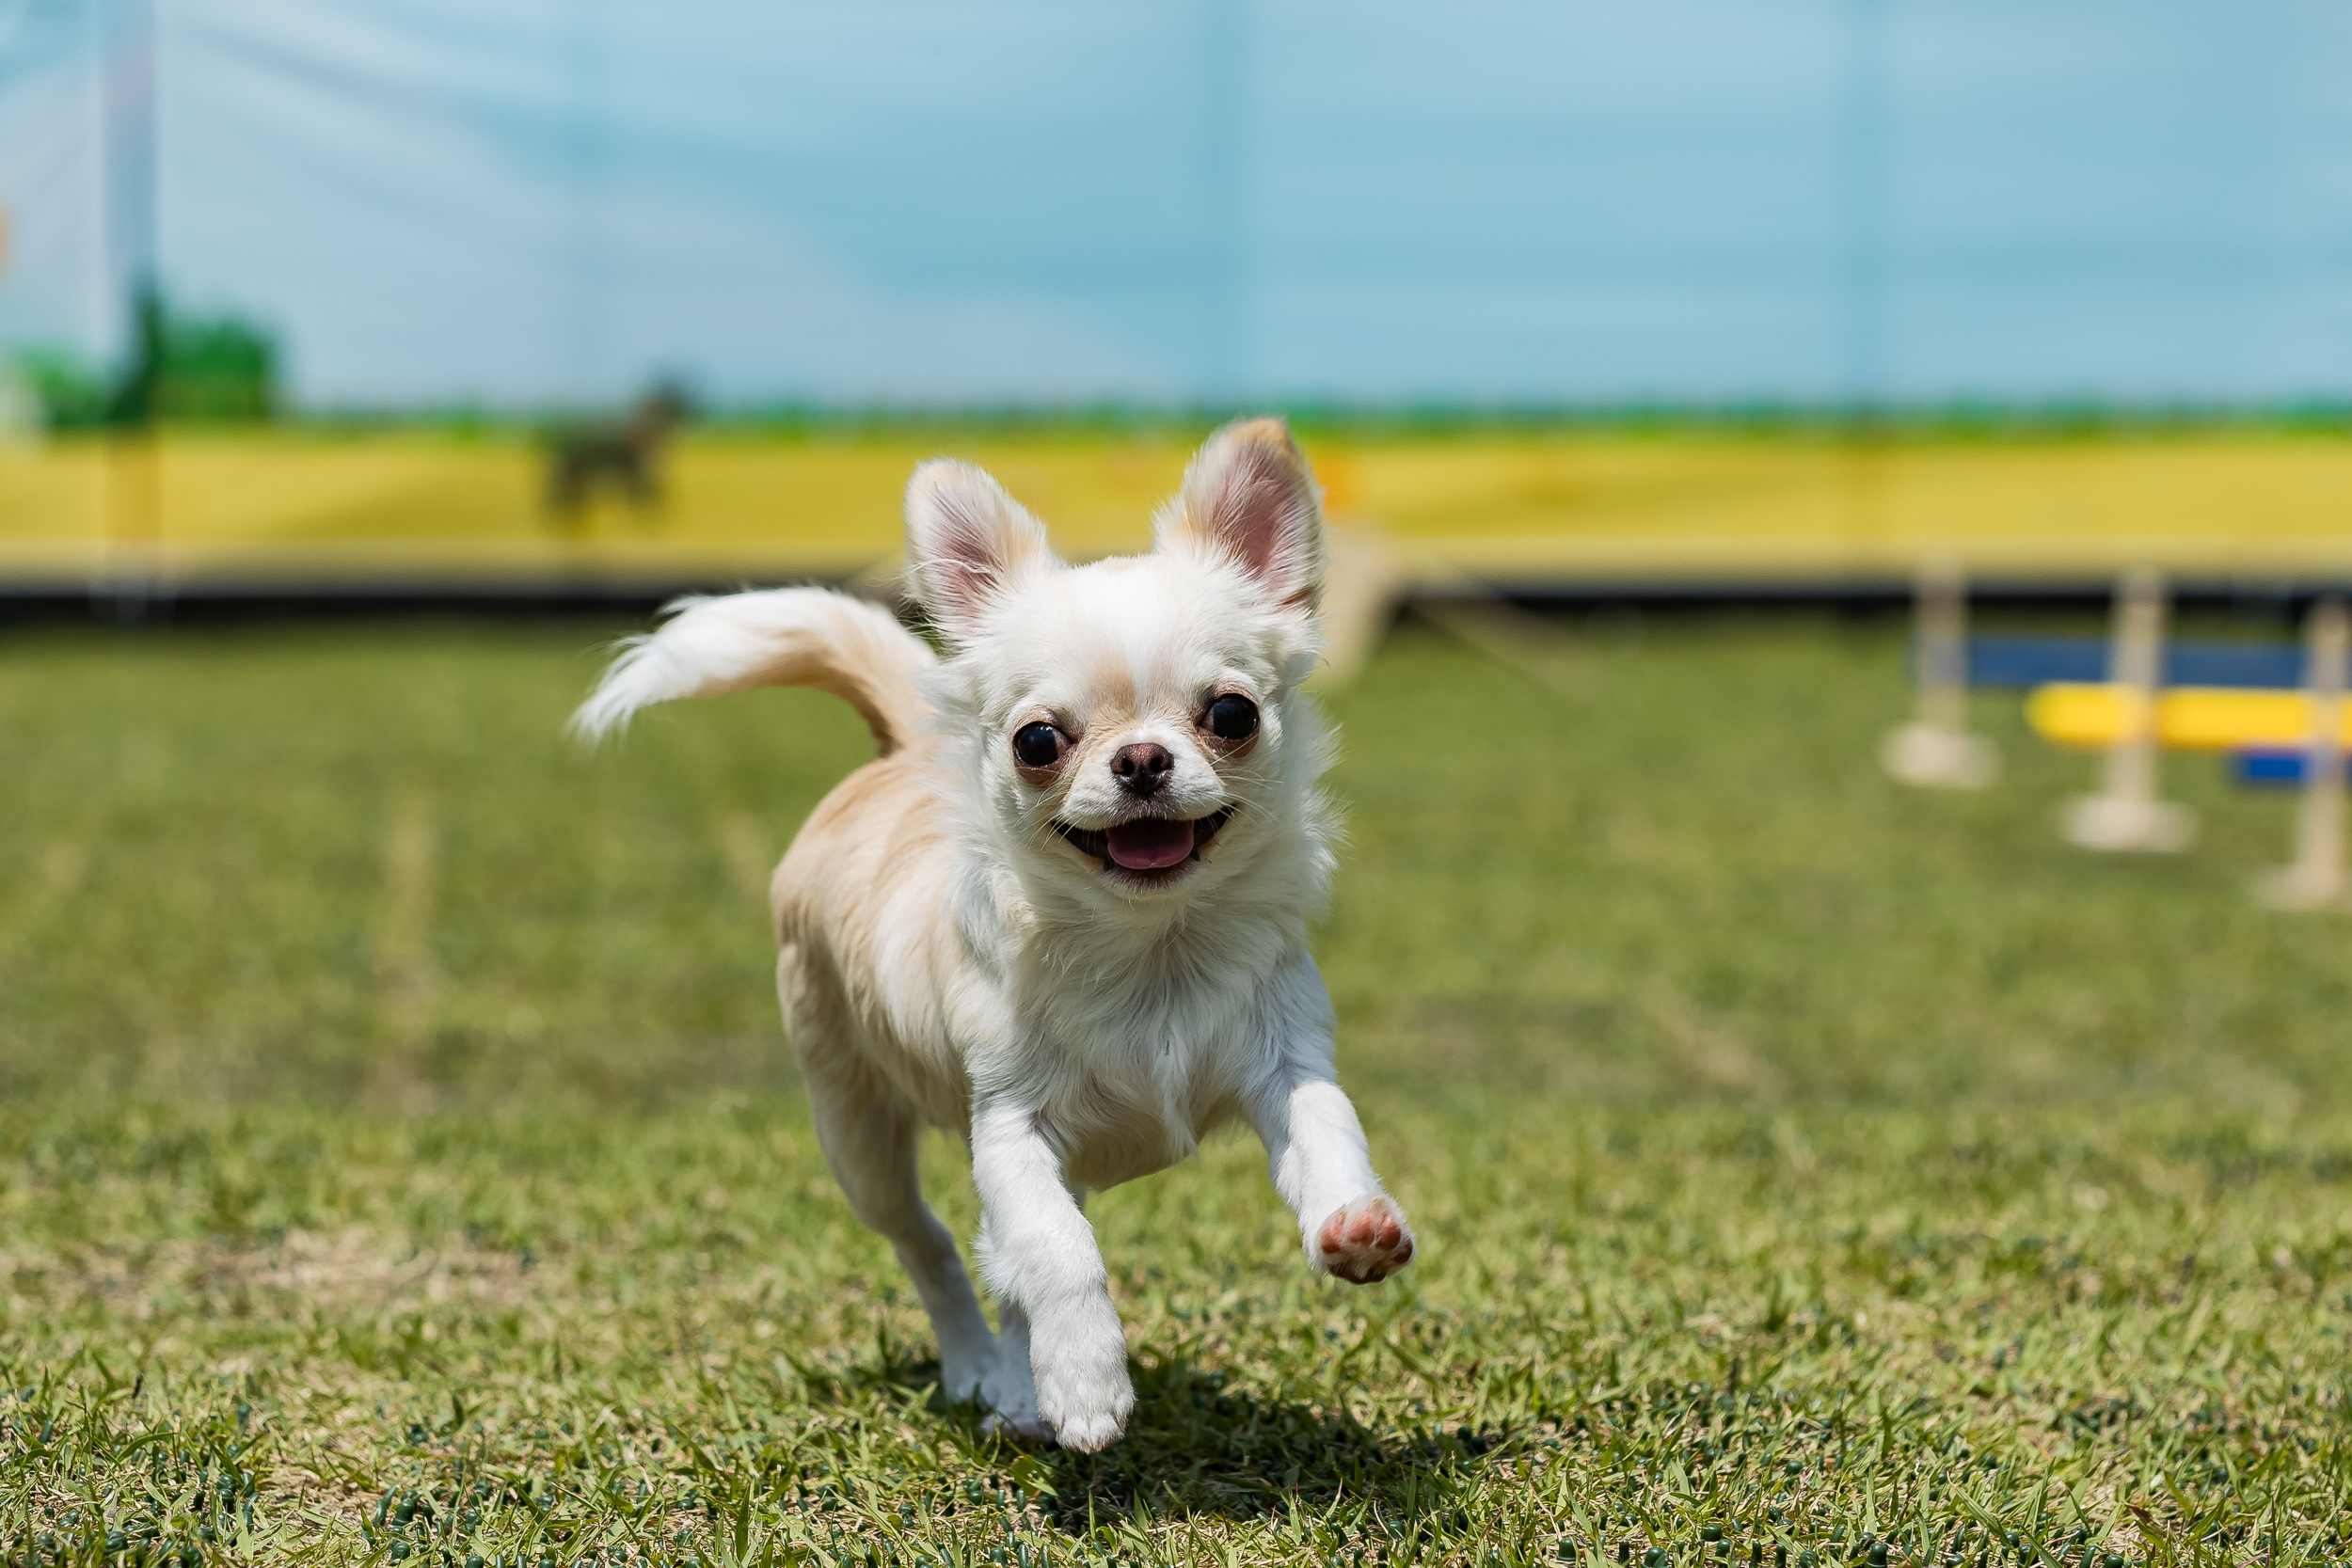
[1883,722,2000,790]
[2062,566,2195,853]
[2258,598,2352,911]
[1881,558,1999,789]
[2063,792,2197,854]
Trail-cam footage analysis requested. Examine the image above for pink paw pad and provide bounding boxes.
[1314,1195,1415,1284]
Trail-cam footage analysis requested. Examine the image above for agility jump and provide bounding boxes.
[1888,564,2352,908]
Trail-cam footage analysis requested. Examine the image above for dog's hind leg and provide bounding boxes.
[782,949,996,1402]
[977,1301,1047,1442]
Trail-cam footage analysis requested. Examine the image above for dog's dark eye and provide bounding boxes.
[1012,722,1064,768]
[1205,694,1259,741]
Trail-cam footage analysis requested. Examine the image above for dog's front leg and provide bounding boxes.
[970,1100,1134,1450]
[1244,1001,1417,1284]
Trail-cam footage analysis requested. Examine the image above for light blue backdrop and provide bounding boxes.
[2,0,2347,408]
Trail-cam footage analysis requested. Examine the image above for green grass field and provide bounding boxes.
[0,614,2345,1567]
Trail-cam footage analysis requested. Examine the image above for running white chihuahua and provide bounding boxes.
[574,419,1414,1450]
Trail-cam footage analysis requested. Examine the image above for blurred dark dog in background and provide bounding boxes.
[544,382,690,528]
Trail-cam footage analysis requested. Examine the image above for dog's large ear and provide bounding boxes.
[904,460,1056,644]
[1157,418,1323,613]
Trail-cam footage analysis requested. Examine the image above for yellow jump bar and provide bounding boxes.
[2027,683,2350,752]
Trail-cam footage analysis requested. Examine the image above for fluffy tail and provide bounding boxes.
[571,588,936,753]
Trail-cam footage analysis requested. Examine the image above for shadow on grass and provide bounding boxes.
[822,1344,1505,1530]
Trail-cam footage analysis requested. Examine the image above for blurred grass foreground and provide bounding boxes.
[0,617,2347,1565]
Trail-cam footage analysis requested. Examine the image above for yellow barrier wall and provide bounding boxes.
[4,430,2350,589]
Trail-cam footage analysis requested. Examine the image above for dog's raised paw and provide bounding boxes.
[1313,1194,1416,1284]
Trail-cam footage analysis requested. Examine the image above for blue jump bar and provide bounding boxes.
[2228,751,2352,787]
[1963,635,2305,690]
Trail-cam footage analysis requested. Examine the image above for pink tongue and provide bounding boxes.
[1105,817,1197,870]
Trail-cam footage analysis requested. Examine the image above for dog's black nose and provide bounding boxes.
[1111,742,1173,797]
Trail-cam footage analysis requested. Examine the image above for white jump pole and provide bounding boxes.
[2258,596,2350,911]
[2062,565,2195,852]
[1881,555,1998,788]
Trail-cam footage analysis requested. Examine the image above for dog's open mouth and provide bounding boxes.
[1053,807,1236,879]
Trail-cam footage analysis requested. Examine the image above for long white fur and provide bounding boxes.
[569,588,934,752]
[575,419,1414,1450]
